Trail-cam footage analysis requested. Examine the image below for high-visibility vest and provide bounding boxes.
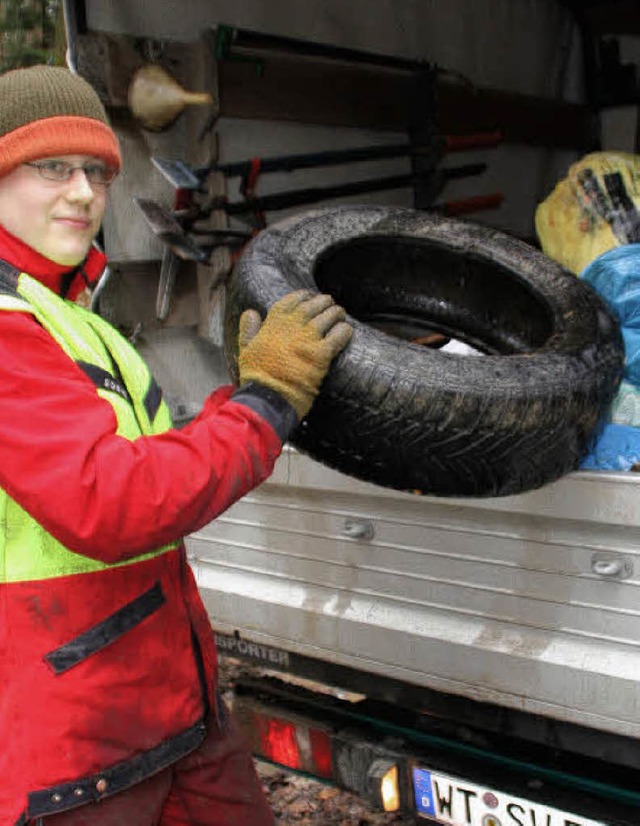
[0,261,180,583]
[0,261,212,824]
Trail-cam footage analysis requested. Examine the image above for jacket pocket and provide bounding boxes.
[44,581,166,674]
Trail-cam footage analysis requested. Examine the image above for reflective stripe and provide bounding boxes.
[0,295,31,311]
[76,360,132,404]
[76,304,171,431]
[145,377,163,422]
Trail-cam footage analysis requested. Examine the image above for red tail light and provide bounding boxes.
[257,717,300,767]
[310,728,333,777]
[253,710,333,778]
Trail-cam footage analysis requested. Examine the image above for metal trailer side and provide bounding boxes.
[188,450,640,753]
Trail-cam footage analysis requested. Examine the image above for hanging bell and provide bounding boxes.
[128,64,213,132]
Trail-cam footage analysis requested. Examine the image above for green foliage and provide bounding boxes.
[0,0,62,72]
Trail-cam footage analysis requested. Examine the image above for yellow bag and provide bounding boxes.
[535,151,640,274]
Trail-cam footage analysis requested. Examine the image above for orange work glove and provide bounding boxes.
[238,290,353,420]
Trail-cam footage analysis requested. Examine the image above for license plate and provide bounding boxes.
[413,766,607,826]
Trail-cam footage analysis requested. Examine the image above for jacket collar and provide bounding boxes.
[0,224,107,300]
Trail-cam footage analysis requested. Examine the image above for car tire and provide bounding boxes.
[225,206,624,497]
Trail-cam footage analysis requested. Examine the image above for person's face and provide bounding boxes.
[0,154,109,266]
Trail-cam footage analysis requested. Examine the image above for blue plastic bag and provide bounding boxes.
[580,245,640,469]
[581,423,640,471]
[581,244,640,385]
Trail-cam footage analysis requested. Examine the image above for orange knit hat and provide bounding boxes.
[0,65,121,178]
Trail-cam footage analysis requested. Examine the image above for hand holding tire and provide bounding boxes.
[238,290,353,420]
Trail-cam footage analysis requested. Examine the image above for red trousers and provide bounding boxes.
[34,707,275,826]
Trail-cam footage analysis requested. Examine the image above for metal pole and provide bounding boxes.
[61,0,80,72]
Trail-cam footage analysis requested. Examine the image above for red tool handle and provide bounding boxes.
[437,192,504,216]
[444,131,503,152]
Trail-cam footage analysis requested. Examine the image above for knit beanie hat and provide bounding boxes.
[0,64,121,178]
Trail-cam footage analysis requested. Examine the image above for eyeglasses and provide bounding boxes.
[24,160,118,187]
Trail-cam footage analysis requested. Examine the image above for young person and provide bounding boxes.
[0,64,352,826]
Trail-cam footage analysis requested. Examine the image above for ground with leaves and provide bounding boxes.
[257,760,418,825]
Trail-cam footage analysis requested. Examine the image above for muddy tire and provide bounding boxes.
[225,206,624,497]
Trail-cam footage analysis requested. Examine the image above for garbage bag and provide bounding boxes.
[581,422,640,471]
[579,245,640,469]
[536,151,640,275]
[581,244,640,386]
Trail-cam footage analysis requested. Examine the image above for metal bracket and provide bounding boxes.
[156,247,181,321]
[591,553,634,580]
[341,519,375,542]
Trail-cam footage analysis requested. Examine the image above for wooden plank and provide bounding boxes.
[77,32,596,152]
[219,55,409,132]
[436,81,597,149]
[218,54,596,150]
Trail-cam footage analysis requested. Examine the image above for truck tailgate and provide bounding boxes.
[188,449,640,739]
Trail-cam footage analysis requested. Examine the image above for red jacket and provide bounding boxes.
[0,228,296,824]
